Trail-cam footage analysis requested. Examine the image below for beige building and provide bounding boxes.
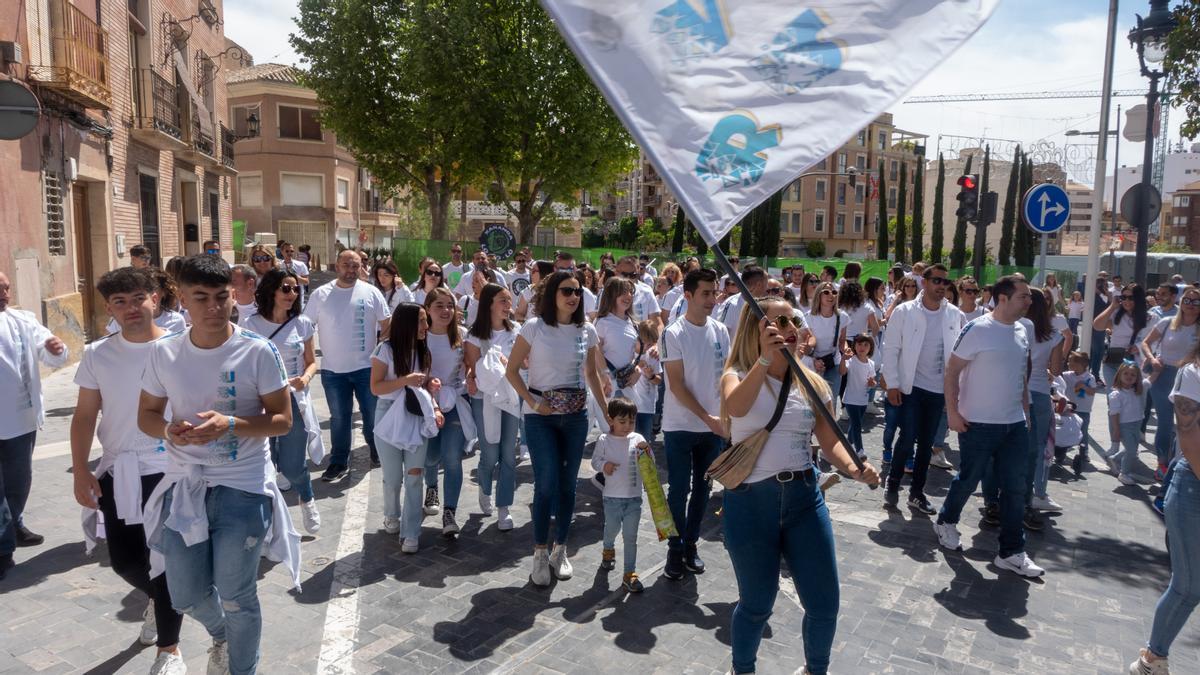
[1166,181,1200,251]
[1,0,236,352]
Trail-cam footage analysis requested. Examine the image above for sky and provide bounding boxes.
[224,0,1190,188]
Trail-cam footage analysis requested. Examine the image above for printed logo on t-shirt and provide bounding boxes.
[212,370,240,461]
[14,329,33,410]
[574,333,587,387]
[353,299,368,352]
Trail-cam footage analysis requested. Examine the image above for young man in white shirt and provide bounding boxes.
[443,244,468,291]
[714,265,770,344]
[934,275,1044,578]
[660,268,729,580]
[507,252,532,296]
[136,255,298,673]
[230,264,258,325]
[279,241,310,301]
[71,268,186,674]
[881,264,963,514]
[453,250,491,297]
[304,250,391,480]
[0,272,68,579]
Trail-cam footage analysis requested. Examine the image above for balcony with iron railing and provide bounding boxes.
[28,0,112,109]
[219,125,237,172]
[189,114,216,160]
[130,68,188,151]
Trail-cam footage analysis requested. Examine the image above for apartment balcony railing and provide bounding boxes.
[28,0,112,109]
[130,68,188,151]
[190,114,216,159]
[644,194,662,207]
[219,124,236,172]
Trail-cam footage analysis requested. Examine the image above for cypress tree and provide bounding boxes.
[761,189,784,259]
[876,160,889,261]
[895,161,908,264]
[911,159,925,263]
[998,146,1021,265]
[949,154,974,269]
[1014,158,1035,266]
[930,153,945,263]
[671,205,686,254]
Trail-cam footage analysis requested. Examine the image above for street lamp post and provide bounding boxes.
[1128,0,1177,285]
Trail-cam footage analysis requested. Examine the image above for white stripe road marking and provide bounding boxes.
[316,462,372,675]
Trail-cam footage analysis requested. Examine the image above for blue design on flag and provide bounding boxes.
[752,9,843,95]
[695,111,781,188]
[651,0,732,64]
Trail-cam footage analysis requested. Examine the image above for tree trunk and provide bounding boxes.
[930,154,945,263]
[911,161,924,263]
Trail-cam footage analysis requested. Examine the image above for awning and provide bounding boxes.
[172,49,213,136]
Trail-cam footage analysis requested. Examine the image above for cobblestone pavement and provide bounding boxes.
[2,364,1194,674]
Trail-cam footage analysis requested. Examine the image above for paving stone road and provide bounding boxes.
[1,363,1194,674]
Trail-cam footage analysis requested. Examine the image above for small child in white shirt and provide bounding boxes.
[590,397,649,593]
[1106,361,1150,485]
[1059,351,1099,476]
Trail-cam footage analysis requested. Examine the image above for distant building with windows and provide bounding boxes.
[1166,181,1200,251]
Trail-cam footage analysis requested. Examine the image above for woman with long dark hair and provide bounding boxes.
[1023,288,1065,520]
[370,302,437,553]
[372,260,413,314]
[421,287,468,535]
[505,271,608,585]
[243,268,324,533]
[1093,283,1151,388]
[515,260,555,321]
[836,281,875,342]
[464,283,520,530]
[414,262,448,306]
[595,277,644,428]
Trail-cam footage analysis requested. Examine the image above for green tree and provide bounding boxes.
[998,147,1022,265]
[876,160,889,261]
[930,154,945,263]
[616,215,639,247]
[911,160,925,263]
[949,154,974,269]
[1014,158,1036,266]
[738,205,756,256]
[895,162,908,264]
[757,190,784,258]
[1166,1,1200,139]
[671,207,686,253]
[972,146,992,277]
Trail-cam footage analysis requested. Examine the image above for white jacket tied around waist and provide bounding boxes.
[881,293,964,395]
[81,446,167,554]
[474,348,521,444]
[375,384,441,449]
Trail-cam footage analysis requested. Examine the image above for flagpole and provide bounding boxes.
[709,244,876,486]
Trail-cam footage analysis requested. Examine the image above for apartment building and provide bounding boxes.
[1166,181,1200,251]
[1,0,236,354]
[778,113,926,257]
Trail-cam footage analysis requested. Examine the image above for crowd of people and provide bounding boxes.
[0,244,1197,675]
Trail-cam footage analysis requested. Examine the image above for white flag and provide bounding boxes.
[540,0,999,244]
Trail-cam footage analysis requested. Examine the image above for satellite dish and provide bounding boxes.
[0,80,41,141]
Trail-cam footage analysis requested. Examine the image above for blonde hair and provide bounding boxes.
[810,281,837,315]
[1170,288,1200,332]
[1112,361,1144,395]
[723,297,829,429]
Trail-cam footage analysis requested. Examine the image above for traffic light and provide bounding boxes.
[955,174,980,223]
[978,191,999,226]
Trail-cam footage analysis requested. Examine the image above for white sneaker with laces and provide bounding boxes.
[382,516,401,535]
[401,538,419,554]
[148,650,187,675]
[930,451,954,471]
[1030,495,1063,511]
[206,640,228,675]
[301,499,321,534]
[139,601,157,646]
[933,521,962,551]
[276,474,291,491]
[530,548,552,586]
[479,491,494,516]
[549,544,573,580]
[1129,648,1170,675]
[1118,473,1136,486]
[497,507,514,531]
[995,552,1045,577]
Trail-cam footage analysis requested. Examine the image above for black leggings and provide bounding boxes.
[97,472,182,648]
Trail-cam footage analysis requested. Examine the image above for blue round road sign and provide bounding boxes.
[1021,183,1071,234]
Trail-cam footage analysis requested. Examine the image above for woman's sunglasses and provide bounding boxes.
[251,255,273,263]
[1182,298,1200,307]
[1120,295,1134,301]
[426,269,443,277]
[765,288,783,296]
[962,288,979,295]
[559,287,584,297]
[279,285,300,294]
[820,289,836,296]
[774,315,804,329]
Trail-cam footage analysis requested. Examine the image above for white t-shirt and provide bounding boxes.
[0,308,69,439]
[280,258,309,285]
[632,353,661,414]
[1151,317,1200,367]
[233,301,257,327]
[714,294,747,342]
[808,311,849,358]
[106,309,187,336]
[912,306,947,393]
[595,314,640,376]
[960,306,988,323]
[1068,301,1084,320]
[1109,313,1145,353]
[140,327,288,467]
[518,285,537,318]
[241,314,316,380]
[369,341,412,401]
[507,270,531,296]
[660,317,730,433]
[951,314,1030,424]
[75,333,168,467]
[380,285,415,315]
[443,262,469,290]
[843,357,876,406]
[465,326,518,399]
[1060,370,1098,413]
[1170,362,1200,406]
[457,294,481,329]
[518,317,598,393]
[427,331,465,396]
[728,373,831,483]
[590,432,646,499]
[599,281,658,324]
[842,304,873,338]
[1025,318,1065,396]
[661,284,684,313]
[303,280,390,373]
[1108,385,1148,424]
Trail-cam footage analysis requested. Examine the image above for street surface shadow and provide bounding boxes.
[934,552,1033,640]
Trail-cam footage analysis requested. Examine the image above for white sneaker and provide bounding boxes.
[818,472,840,493]
[139,601,157,646]
[401,537,419,554]
[1030,495,1063,511]
[464,438,478,457]
[933,521,962,551]
[148,650,187,675]
[530,548,552,586]
[206,640,228,675]
[382,516,401,535]
[479,492,494,516]
[549,544,573,580]
[301,500,321,534]
[1118,473,1136,486]
[930,451,954,471]
[1130,648,1170,675]
[519,445,530,461]
[995,552,1045,578]
[497,507,514,531]
[276,474,292,491]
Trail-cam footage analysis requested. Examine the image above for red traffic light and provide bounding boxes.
[958,175,977,190]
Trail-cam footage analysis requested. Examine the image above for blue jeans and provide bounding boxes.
[602,496,642,574]
[723,475,839,675]
[845,404,866,457]
[663,430,723,552]
[425,406,467,509]
[938,421,1029,558]
[320,367,378,467]
[882,398,900,453]
[636,412,654,444]
[887,386,944,498]
[1089,332,1107,381]
[0,431,35,556]
[819,366,842,415]
[469,398,518,508]
[524,411,589,546]
[162,486,272,675]
[933,409,949,448]
[374,398,428,540]
[1028,391,1052,501]
[1148,460,1200,657]
[1113,421,1142,476]
[269,396,314,502]
[1078,411,1091,451]
[1150,365,1179,466]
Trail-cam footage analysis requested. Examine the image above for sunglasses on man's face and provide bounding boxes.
[927,276,952,287]
[621,271,640,279]
[559,286,584,297]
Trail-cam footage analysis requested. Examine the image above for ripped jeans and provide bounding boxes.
[161,486,272,675]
